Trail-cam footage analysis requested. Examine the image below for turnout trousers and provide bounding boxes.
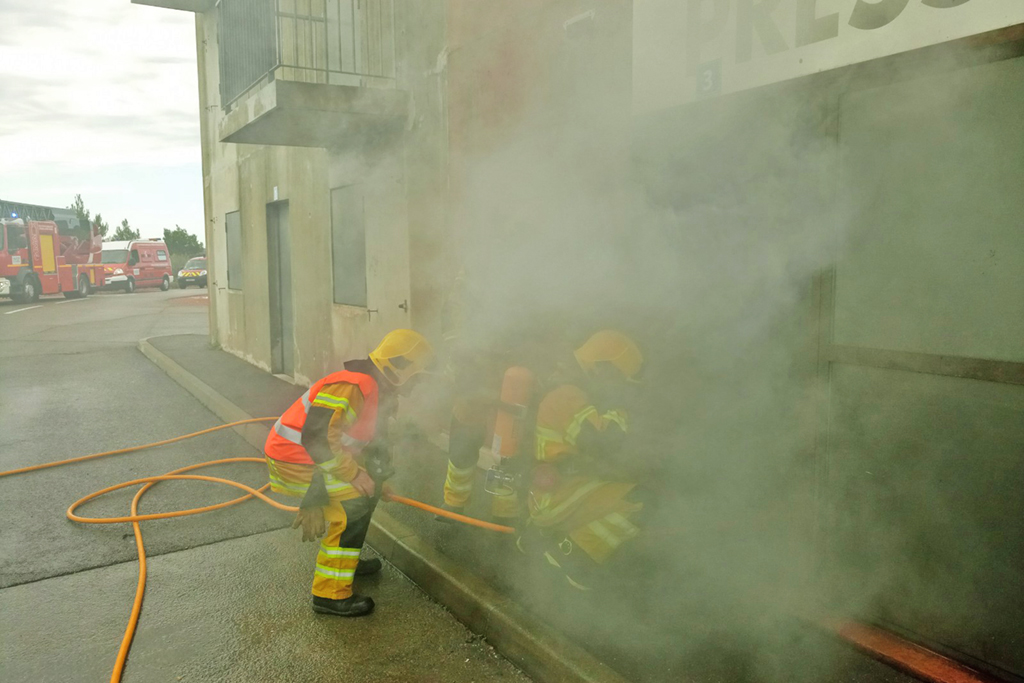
[266,457,379,600]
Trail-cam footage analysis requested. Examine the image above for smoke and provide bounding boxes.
[388,11,1024,680]
[390,32,852,678]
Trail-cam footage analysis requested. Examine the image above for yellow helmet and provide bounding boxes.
[574,330,644,382]
[370,329,435,386]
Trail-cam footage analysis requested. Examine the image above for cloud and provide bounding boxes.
[0,0,200,169]
[0,0,204,233]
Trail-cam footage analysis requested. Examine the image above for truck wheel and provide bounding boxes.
[16,277,40,304]
[178,280,187,289]
[161,275,170,291]
[64,275,90,300]
[125,278,136,294]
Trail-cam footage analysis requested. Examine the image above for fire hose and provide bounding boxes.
[0,417,514,683]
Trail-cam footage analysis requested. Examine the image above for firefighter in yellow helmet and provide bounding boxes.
[523,329,650,591]
[265,329,434,617]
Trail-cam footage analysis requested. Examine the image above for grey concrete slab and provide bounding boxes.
[0,291,288,589]
[0,345,291,588]
[149,334,304,418]
[0,529,528,683]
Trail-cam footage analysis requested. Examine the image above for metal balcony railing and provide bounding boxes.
[219,0,396,107]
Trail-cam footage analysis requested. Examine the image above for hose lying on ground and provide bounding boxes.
[0,418,513,683]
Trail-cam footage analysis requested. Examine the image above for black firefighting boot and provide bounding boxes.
[354,558,382,576]
[312,594,375,617]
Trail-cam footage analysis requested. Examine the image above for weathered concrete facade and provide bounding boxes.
[189,2,441,384]
[177,0,631,385]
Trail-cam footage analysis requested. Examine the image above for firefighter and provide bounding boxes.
[264,329,434,617]
[436,270,521,522]
[523,329,650,591]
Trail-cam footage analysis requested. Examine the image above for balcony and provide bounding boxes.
[216,0,406,149]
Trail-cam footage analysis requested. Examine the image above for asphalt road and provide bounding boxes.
[0,288,527,682]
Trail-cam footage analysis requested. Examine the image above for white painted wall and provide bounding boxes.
[633,0,1024,113]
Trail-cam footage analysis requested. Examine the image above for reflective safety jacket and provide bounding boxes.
[265,370,379,471]
[529,383,641,564]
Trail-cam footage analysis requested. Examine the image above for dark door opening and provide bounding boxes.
[267,201,294,377]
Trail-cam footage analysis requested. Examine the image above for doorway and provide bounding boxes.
[267,201,294,377]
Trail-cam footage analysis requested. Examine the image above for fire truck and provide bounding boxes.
[0,217,107,303]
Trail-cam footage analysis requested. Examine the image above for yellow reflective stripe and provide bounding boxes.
[446,481,474,494]
[314,564,356,580]
[587,520,624,551]
[312,394,351,410]
[535,426,564,461]
[267,467,308,493]
[532,480,604,524]
[269,479,308,494]
[566,574,592,591]
[602,410,629,433]
[446,461,476,480]
[313,394,349,407]
[268,463,353,495]
[323,470,355,494]
[604,512,638,538]
[564,406,598,447]
[319,546,361,558]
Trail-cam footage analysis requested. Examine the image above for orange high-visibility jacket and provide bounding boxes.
[265,371,379,465]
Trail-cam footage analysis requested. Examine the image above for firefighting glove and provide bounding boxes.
[299,470,330,509]
[291,507,326,542]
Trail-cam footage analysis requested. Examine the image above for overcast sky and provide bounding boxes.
[0,0,202,240]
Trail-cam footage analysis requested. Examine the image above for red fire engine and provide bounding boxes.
[0,217,107,303]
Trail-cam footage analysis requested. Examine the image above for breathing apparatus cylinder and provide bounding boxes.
[484,366,536,497]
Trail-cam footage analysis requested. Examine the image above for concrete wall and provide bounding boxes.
[631,25,1024,677]
[195,3,445,384]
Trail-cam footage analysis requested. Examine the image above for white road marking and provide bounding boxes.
[56,298,92,305]
[4,305,43,315]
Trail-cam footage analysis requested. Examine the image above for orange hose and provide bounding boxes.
[0,418,513,683]
[0,417,278,478]
[389,495,515,534]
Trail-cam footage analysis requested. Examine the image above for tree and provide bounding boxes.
[111,219,140,241]
[163,225,204,256]
[69,194,109,238]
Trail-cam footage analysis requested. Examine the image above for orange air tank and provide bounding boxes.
[490,366,536,460]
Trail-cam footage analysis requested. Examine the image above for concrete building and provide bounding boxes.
[134,0,1024,678]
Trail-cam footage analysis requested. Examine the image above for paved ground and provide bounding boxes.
[0,289,527,682]
[147,334,922,683]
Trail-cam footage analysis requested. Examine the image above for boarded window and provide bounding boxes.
[330,186,367,306]
[226,210,243,290]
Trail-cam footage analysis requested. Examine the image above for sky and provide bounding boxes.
[0,0,202,240]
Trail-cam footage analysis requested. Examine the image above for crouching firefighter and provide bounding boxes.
[522,329,651,591]
[264,329,434,617]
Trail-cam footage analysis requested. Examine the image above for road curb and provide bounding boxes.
[138,338,270,451]
[138,337,631,683]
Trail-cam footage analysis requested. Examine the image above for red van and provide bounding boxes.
[101,239,173,293]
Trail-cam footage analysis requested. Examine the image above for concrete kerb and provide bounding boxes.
[138,338,271,451]
[137,337,631,683]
